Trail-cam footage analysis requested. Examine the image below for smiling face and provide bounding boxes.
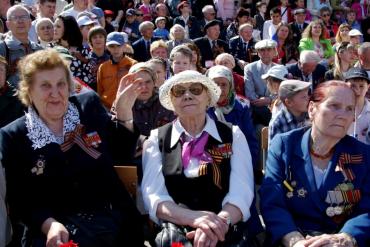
[170,82,209,119]
[90,33,106,50]
[29,67,70,124]
[309,86,355,139]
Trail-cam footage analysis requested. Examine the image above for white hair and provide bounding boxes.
[35,17,53,32]
[300,50,320,64]
[202,5,214,14]
[169,24,185,40]
[6,4,30,20]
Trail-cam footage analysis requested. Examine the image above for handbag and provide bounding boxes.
[155,222,192,247]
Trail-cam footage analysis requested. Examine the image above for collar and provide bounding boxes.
[282,106,296,123]
[170,115,222,148]
[25,102,80,150]
[240,37,249,44]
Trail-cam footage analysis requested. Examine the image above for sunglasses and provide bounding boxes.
[171,83,204,97]
[321,13,330,17]
[136,14,143,16]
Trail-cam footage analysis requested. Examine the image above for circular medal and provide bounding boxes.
[286,191,293,198]
[334,206,343,215]
[297,188,307,197]
[326,207,335,217]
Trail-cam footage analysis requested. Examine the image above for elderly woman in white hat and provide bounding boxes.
[141,70,254,247]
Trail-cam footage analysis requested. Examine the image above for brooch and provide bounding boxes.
[31,155,46,175]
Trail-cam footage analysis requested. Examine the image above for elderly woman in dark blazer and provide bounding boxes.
[0,49,143,247]
[260,81,370,247]
[142,70,255,247]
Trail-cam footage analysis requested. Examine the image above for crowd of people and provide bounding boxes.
[0,0,370,246]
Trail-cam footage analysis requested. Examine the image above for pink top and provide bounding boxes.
[215,0,235,21]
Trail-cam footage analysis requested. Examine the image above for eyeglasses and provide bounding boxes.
[171,83,204,97]
[9,14,30,22]
[136,14,143,16]
[39,25,53,31]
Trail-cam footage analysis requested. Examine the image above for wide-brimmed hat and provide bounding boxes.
[159,70,221,111]
[261,65,288,81]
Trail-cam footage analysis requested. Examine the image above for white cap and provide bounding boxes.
[255,39,277,50]
[349,29,363,36]
[77,16,95,27]
[261,65,288,81]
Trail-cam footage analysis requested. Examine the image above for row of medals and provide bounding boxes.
[325,182,354,217]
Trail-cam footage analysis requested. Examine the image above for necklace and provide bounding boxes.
[310,146,334,159]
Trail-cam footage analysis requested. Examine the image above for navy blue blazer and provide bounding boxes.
[132,37,159,62]
[0,91,142,243]
[194,36,229,67]
[286,63,326,90]
[173,15,202,40]
[229,36,258,64]
[260,128,370,246]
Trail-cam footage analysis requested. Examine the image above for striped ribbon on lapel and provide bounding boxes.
[60,124,102,159]
[335,153,363,181]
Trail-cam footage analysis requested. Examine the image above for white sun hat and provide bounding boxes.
[159,70,221,111]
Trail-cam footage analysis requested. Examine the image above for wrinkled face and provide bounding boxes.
[90,33,106,49]
[171,53,191,74]
[173,27,185,40]
[285,89,309,115]
[213,77,230,103]
[301,62,318,75]
[347,78,369,99]
[204,9,216,21]
[239,26,253,41]
[206,24,220,40]
[277,26,289,40]
[295,13,306,23]
[29,67,70,124]
[309,86,355,139]
[257,47,276,64]
[170,82,209,118]
[151,47,168,59]
[6,8,32,36]
[53,18,64,41]
[39,1,56,18]
[37,21,54,42]
[136,70,154,101]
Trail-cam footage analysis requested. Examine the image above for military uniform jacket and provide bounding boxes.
[0,91,140,234]
[260,128,370,246]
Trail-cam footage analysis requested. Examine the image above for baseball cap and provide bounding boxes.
[77,16,95,27]
[261,65,288,81]
[126,8,136,16]
[345,67,370,83]
[349,29,363,37]
[279,80,311,100]
[106,32,126,46]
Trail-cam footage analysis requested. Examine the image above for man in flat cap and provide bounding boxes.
[289,8,308,45]
[244,39,278,125]
[194,19,229,68]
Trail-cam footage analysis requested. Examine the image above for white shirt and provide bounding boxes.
[348,99,370,144]
[262,20,278,40]
[60,7,83,20]
[141,115,254,223]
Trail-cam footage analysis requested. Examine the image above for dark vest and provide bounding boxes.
[158,121,233,213]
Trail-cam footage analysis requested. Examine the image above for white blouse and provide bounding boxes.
[141,115,254,223]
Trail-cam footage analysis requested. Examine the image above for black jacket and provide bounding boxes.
[194,36,229,67]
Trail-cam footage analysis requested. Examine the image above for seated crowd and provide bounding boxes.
[0,0,370,246]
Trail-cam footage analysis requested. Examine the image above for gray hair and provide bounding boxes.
[7,4,30,20]
[238,23,253,33]
[215,53,236,68]
[358,42,370,55]
[300,50,320,64]
[139,21,155,33]
[169,24,185,40]
[35,17,53,32]
[202,5,214,14]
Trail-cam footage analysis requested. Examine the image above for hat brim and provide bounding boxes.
[345,76,370,83]
[106,41,123,46]
[159,72,221,111]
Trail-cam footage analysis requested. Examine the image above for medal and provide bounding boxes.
[334,206,343,215]
[326,207,335,217]
[83,131,102,148]
[297,187,307,198]
[31,155,46,175]
[286,191,293,198]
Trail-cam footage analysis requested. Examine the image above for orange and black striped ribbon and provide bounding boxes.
[336,153,362,181]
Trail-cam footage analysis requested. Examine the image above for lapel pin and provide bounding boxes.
[31,155,46,175]
[297,187,307,198]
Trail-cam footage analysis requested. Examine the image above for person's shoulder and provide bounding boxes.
[286,62,298,70]
[1,115,27,138]
[69,90,100,107]
[132,38,143,46]
[229,35,240,43]
[342,135,370,152]
[122,55,138,65]
[246,60,259,69]
[193,36,206,43]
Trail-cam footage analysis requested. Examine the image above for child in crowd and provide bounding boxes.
[77,15,96,48]
[146,57,167,87]
[138,0,153,21]
[345,68,370,144]
[153,17,169,40]
[169,44,192,75]
[268,80,310,143]
[97,32,137,109]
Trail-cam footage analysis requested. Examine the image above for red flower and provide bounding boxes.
[172,242,184,247]
[59,240,78,247]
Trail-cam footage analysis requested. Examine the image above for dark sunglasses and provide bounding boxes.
[171,83,204,97]
[321,13,330,17]
[136,13,143,16]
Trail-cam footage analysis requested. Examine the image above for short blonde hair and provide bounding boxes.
[18,49,73,106]
[150,40,168,54]
[169,24,185,40]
